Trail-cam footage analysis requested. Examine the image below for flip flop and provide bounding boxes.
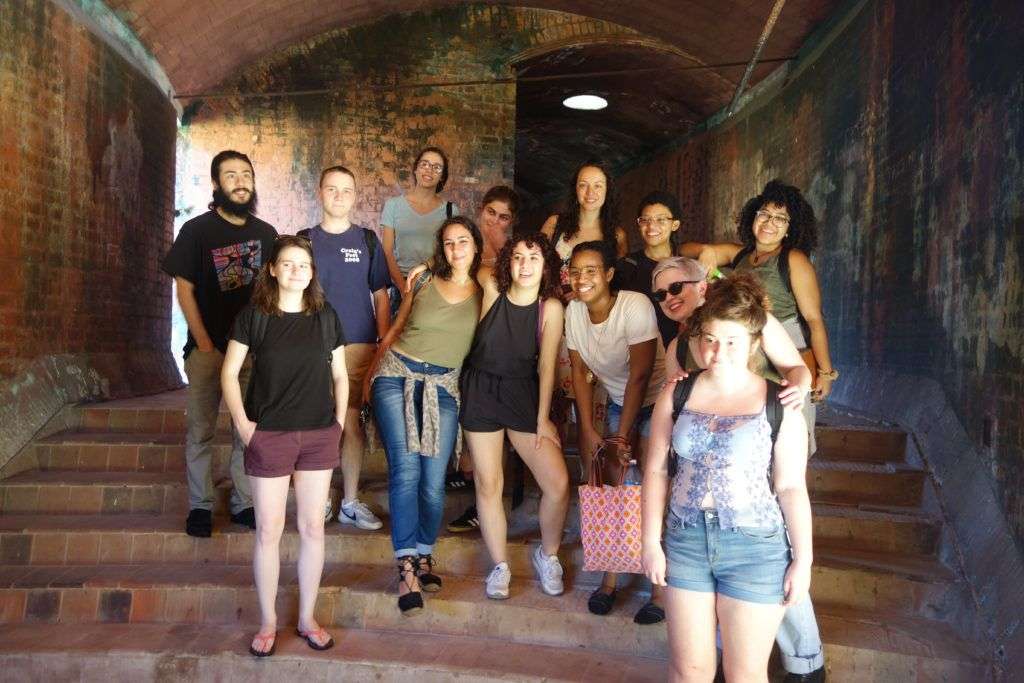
[249,631,276,657]
[296,626,335,651]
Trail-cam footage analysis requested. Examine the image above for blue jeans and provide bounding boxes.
[777,596,825,673]
[606,399,654,438]
[371,355,459,559]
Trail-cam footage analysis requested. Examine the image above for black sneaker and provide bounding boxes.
[186,508,212,538]
[230,507,257,529]
[446,505,479,533]
[445,470,474,491]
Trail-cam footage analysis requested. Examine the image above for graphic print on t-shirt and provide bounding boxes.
[211,240,263,292]
[339,247,362,263]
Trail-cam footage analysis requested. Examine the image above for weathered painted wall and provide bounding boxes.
[175,5,645,235]
[0,0,179,393]
[618,0,1024,544]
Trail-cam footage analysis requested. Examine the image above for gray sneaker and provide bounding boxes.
[324,500,333,523]
[338,499,384,530]
[486,562,511,600]
[531,545,564,596]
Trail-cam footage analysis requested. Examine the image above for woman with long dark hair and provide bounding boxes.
[222,236,347,657]
[366,216,483,614]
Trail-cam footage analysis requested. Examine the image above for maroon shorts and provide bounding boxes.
[244,423,342,477]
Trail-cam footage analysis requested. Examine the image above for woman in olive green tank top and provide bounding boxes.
[679,180,837,402]
[366,217,482,615]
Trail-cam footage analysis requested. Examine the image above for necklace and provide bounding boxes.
[584,294,617,368]
[751,245,782,267]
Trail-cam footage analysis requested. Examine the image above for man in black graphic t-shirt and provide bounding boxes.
[162,150,277,537]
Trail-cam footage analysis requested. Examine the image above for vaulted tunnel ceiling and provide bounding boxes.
[107,0,840,201]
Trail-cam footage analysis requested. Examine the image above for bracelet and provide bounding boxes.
[817,368,839,380]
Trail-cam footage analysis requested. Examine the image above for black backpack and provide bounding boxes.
[669,369,784,477]
[297,226,381,291]
[730,245,812,342]
[248,307,336,363]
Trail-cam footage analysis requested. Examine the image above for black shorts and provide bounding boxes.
[459,367,538,434]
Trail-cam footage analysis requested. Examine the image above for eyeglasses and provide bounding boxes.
[567,266,603,279]
[755,209,790,229]
[636,216,675,228]
[652,279,700,302]
[417,160,444,173]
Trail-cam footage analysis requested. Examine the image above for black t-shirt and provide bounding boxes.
[231,304,346,431]
[612,251,679,349]
[162,210,278,357]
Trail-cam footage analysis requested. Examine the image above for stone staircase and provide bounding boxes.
[0,391,994,681]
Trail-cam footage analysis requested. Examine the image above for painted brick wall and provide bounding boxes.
[0,0,179,395]
[618,0,1024,544]
[175,5,645,236]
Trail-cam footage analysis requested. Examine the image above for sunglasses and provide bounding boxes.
[652,279,700,302]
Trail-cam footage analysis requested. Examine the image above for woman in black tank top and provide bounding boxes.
[459,233,570,600]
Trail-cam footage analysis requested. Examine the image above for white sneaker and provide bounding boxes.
[324,500,333,523]
[532,545,564,596]
[338,499,383,530]
[486,562,511,600]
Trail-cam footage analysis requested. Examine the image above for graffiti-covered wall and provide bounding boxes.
[619,0,1024,544]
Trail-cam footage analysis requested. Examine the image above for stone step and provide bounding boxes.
[30,430,388,478]
[811,503,941,556]
[0,622,667,682]
[807,460,926,507]
[815,425,908,464]
[0,568,990,679]
[0,514,961,619]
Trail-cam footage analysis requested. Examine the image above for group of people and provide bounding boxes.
[163,146,837,681]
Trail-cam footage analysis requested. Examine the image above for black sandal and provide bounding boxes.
[633,601,665,624]
[587,586,617,616]
[397,556,423,614]
[416,554,442,592]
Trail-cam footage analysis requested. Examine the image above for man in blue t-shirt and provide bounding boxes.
[300,165,390,530]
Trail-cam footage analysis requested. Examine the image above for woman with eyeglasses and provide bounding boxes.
[564,240,667,624]
[680,179,836,406]
[613,190,684,348]
[381,146,459,315]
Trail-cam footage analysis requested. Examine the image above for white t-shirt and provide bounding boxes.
[565,290,666,407]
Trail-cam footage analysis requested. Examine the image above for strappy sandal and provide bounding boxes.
[633,601,665,624]
[295,626,334,651]
[249,630,277,657]
[587,586,617,616]
[397,556,424,614]
[416,554,442,592]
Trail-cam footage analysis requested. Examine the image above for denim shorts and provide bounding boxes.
[664,509,790,604]
[605,400,654,438]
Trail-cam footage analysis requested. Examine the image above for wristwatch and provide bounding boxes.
[817,367,839,381]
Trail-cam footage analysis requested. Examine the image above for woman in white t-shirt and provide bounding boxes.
[564,240,667,624]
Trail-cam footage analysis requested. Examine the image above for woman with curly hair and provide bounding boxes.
[680,179,836,404]
[459,232,569,600]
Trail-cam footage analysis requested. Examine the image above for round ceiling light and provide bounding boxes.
[562,94,608,110]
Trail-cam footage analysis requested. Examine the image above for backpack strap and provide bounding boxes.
[318,308,336,362]
[296,228,312,240]
[671,369,703,423]
[765,379,784,446]
[249,308,270,353]
[445,201,453,219]
[362,228,380,290]
[730,245,754,269]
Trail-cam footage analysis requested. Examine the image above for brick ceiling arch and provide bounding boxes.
[107,0,838,98]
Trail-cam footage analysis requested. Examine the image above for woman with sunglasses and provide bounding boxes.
[565,240,667,624]
[381,146,459,315]
[221,236,346,657]
[613,190,684,348]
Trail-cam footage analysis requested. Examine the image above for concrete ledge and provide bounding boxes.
[831,365,1024,675]
[0,352,183,474]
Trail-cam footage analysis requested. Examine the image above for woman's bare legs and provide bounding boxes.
[507,430,569,556]
[717,594,785,683]
[665,586,718,682]
[466,430,508,564]
[293,468,334,645]
[250,474,291,652]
